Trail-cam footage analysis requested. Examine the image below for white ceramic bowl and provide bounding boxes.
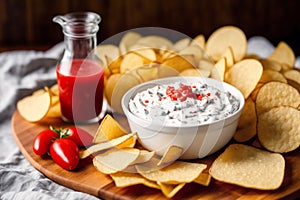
[121,77,245,159]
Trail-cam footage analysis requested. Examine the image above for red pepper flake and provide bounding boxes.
[144,100,149,103]
[207,93,211,96]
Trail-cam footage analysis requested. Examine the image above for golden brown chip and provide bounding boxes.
[93,147,140,174]
[104,73,123,105]
[221,46,234,69]
[110,73,141,113]
[250,83,264,101]
[268,41,295,67]
[136,65,159,82]
[132,49,157,61]
[131,150,155,165]
[198,59,214,71]
[136,161,207,184]
[259,59,282,72]
[258,106,300,153]
[179,68,210,77]
[283,69,300,91]
[259,70,287,84]
[96,44,120,66]
[157,65,180,78]
[193,173,211,186]
[179,45,203,62]
[192,34,205,49]
[119,32,142,55]
[80,133,136,159]
[209,144,285,190]
[135,35,173,49]
[93,114,127,143]
[210,57,226,81]
[17,89,52,122]
[225,59,263,99]
[173,38,191,51]
[157,182,185,198]
[162,55,195,73]
[157,145,183,167]
[206,26,247,62]
[120,52,145,74]
[233,98,257,142]
[110,171,160,189]
[255,81,300,115]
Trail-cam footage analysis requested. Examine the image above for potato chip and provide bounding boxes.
[255,81,300,115]
[225,59,263,98]
[210,57,226,81]
[179,68,210,77]
[110,171,160,189]
[250,83,263,101]
[162,55,195,73]
[97,44,120,66]
[221,46,234,69]
[233,98,257,142]
[157,182,185,198]
[209,144,285,190]
[258,106,300,153]
[137,161,207,184]
[259,70,287,84]
[80,133,136,159]
[133,49,157,61]
[136,65,159,82]
[283,69,300,91]
[206,26,247,62]
[268,41,295,67]
[93,147,140,174]
[110,73,141,113]
[157,65,180,78]
[46,102,61,118]
[104,73,122,105]
[120,52,145,74]
[193,173,211,186]
[93,114,128,143]
[106,56,122,74]
[17,89,52,122]
[179,45,203,61]
[157,146,183,167]
[259,59,282,72]
[198,59,214,71]
[173,38,191,51]
[50,84,59,96]
[135,35,173,49]
[119,32,142,55]
[192,34,205,49]
[131,150,155,165]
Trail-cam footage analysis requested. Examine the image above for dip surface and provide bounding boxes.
[128,82,240,126]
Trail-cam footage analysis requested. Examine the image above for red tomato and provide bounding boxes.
[50,138,79,171]
[65,127,93,147]
[33,130,58,155]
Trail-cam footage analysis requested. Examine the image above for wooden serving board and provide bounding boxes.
[11,111,300,199]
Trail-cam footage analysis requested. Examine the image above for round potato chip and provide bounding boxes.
[206,26,247,62]
[210,57,226,81]
[192,34,205,49]
[17,90,52,122]
[225,59,263,99]
[173,38,191,51]
[259,59,282,72]
[209,144,285,190]
[162,55,195,73]
[259,70,287,84]
[97,44,120,66]
[179,68,210,77]
[283,69,300,91]
[221,46,234,69]
[179,45,203,62]
[268,41,295,67]
[135,35,173,49]
[255,81,300,115]
[119,31,142,55]
[258,106,300,153]
[120,52,145,74]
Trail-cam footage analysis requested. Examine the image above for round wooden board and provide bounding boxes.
[11,111,300,199]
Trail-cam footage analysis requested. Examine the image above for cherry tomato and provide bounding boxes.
[65,127,93,147]
[33,129,58,155]
[50,138,79,170]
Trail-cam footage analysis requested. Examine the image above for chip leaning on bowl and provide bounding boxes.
[122,76,245,159]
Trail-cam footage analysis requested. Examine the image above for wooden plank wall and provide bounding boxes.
[0,0,299,54]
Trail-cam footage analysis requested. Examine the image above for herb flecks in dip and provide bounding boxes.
[128,82,240,126]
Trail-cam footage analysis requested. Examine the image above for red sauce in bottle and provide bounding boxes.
[56,59,104,122]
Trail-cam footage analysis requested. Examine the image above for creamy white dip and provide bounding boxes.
[128,82,240,126]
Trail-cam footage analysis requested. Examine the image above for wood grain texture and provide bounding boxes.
[11,111,300,199]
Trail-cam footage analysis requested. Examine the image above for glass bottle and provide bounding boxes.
[53,12,104,123]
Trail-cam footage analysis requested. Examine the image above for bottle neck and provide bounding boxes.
[64,34,98,59]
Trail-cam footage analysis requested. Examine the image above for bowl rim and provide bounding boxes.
[121,76,245,128]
